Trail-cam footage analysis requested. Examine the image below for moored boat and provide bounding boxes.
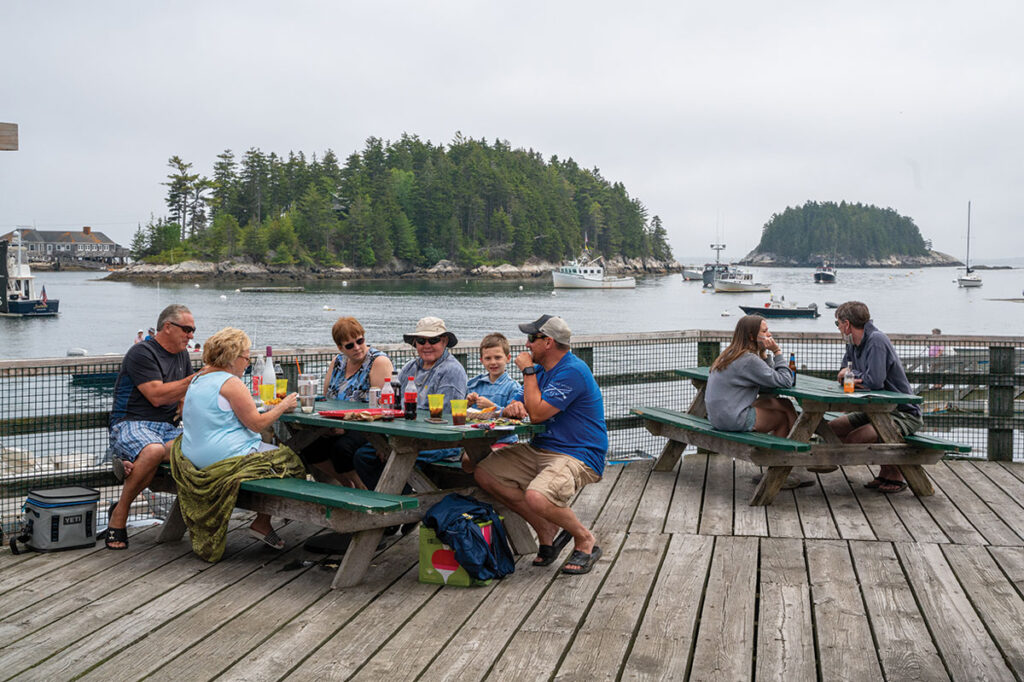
[552,249,636,289]
[1,232,60,317]
[958,201,982,288]
[814,261,837,283]
[713,268,771,293]
[681,267,704,281]
[740,296,820,318]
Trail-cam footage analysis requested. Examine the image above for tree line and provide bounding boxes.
[755,201,930,262]
[130,134,674,268]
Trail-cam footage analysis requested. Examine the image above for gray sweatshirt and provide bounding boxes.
[705,352,795,431]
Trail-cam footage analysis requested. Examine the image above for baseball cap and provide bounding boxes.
[518,315,571,345]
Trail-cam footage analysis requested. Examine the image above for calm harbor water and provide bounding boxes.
[2,265,1023,360]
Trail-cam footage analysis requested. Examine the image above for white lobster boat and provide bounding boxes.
[552,251,636,289]
[713,268,771,293]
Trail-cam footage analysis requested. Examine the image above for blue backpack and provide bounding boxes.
[423,493,516,580]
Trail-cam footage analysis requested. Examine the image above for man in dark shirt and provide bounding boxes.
[104,304,196,549]
[832,301,923,494]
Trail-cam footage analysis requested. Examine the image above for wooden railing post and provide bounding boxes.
[697,341,720,367]
[987,345,1014,461]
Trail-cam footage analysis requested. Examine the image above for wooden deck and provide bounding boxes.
[5,457,1024,680]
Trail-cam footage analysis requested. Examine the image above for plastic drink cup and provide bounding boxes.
[428,393,445,419]
[450,399,468,425]
[259,383,275,403]
[300,396,315,413]
[276,378,288,399]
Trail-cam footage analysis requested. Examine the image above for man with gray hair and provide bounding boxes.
[103,304,196,549]
[476,314,608,576]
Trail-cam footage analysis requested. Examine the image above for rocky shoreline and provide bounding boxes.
[103,255,682,283]
[737,249,963,268]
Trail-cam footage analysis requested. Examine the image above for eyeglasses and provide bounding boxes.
[239,355,250,363]
[527,333,548,343]
[413,336,444,346]
[834,320,843,328]
[343,337,365,351]
[168,321,196,334]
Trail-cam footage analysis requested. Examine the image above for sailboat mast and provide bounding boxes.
[966,201,972,274]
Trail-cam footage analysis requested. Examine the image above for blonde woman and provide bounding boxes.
[173,327,305,561]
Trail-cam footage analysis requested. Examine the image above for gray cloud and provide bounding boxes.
[3,1,1021,261]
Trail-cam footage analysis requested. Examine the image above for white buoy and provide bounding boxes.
[342,281,348,287]
[551,290,557,296]
[234,288,240,293]
[219,294,227,300]
[518,285,523,291]
[194,283,200,288]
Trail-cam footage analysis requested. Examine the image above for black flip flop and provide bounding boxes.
[877,479,908,494]
[533,529,572,567]
[562,546,602,575]
[103,526,128,550]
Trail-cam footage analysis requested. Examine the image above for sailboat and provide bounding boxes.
[958,201,982,288]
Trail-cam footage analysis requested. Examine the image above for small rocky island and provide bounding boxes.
[738,200,962,267]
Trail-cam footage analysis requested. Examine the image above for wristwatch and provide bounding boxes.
[521,366,537,376]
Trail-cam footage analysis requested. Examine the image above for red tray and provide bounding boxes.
[317,408,402,419]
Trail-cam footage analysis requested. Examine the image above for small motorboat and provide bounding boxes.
[714,268,771,293]
[740,296,820,318]
[681,267,704,281]
[814,261,837,283]
[825,301,839,309]
[552,248,635,289]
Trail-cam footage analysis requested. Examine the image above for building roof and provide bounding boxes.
[0,228,120,246]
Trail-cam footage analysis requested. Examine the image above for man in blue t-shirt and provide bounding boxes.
[475,315,608,576]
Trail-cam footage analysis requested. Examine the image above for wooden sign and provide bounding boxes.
[0,123,18,151]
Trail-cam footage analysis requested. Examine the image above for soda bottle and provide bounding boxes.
[380,376,395,420]
[788,353,797,384]
[843,361,855,394]
[404,377,418,420]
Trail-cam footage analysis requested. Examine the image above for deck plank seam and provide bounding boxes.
[905,463,970,545]
[680,534,719,682]
[840,465,912,543]
[949,461,1024,546]
[938,544,1024,681]
[929,461,1016,546]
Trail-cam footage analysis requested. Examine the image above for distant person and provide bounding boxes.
[833,301,923,493]
[192,342,201,353]
[475,315,607,575]
[133,329,144,345]
[104,304,196,550]
[928,328,946,358]
[144,327,155,341]
[174,327,303,560]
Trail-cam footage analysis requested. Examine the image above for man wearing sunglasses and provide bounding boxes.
[353,316,468,490]
[105,304,197,549]
[475,314,608,576]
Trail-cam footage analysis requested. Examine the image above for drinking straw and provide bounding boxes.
[295,358,302,374]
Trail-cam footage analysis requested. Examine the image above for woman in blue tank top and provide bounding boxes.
[181,327,301,549]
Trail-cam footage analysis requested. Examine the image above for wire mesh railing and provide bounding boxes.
[1,330,1022,533]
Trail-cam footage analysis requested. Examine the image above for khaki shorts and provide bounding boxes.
[846,410,924,438]
[478,442,601,508]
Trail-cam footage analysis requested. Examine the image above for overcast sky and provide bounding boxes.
[3,1,1022,262]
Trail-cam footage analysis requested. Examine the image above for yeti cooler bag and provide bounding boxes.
[18,486,100,552]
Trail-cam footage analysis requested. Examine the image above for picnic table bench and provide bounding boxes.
[632,367,971,505]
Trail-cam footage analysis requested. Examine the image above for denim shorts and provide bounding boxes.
[742,407,757,432]
[108,420,182,462]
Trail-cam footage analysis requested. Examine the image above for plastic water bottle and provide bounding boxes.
[262,346,277,391]
[380,376,395,419]
[843,361,855,394]
[404,377,418,420]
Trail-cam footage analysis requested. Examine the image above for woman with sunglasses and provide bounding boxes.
[303,317,394,486]
[354,316,467,489]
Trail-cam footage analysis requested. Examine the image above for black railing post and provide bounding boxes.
[987,345,1014,461]
[697,341,720,367]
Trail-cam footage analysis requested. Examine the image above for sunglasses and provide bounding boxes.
[527,333,548,343]
[343,337,365,351]
[168,321,196,334]
[413,336,444,346]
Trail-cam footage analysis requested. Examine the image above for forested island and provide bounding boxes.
[113,134,676,281]
[740,201,960,267]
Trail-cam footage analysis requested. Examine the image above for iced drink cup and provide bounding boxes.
[450,399,468,425]
[428,394,445,419]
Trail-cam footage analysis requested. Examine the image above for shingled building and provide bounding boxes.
[0,226,128,265]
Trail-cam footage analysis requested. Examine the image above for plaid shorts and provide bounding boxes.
[108,420,182,462]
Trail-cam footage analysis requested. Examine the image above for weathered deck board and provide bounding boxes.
[807,540,884,680]
[664,453,706,534]
[756,538,815,680]
[4,460,1024,681]
[897,542,1013,681]
[688,536,758,681]
[849,541,948,680]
